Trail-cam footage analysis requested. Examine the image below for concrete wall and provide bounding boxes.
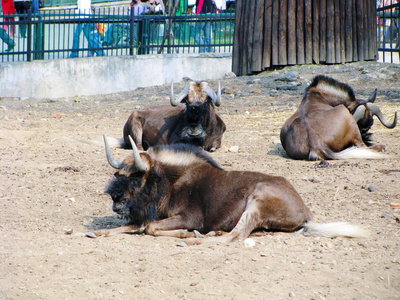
[0,53,232,99]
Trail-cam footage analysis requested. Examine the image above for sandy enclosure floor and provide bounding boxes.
[1,62,400,299]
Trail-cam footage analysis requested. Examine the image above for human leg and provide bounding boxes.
[191,21,205,52]
[70,23,83,58]
[15,1,32,38]
[203,20,214,52]
[83,23,105,56]
[0,27,15,51]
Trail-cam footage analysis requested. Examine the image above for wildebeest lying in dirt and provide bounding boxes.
[280,75,397,160]
[111,81,226,152]
[90,136,368,245]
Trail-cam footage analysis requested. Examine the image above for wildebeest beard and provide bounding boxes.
[180,102,209,146]
[105,173,160,225]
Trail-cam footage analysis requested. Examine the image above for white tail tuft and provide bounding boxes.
[302,221,369,238]
[327,147,387,160]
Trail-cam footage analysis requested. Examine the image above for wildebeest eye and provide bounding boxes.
[129,174,142,188]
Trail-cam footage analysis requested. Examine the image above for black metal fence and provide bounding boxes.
[0,8,235,62]
[1,3,399,64]
[377,0,400,63]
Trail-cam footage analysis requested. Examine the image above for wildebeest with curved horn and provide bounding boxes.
[90,135,368,244]
[280,75,397,160]
[116,81,226,152]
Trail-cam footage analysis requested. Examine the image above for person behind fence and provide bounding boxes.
[102,0,147,47]
[70,0,104,58]
[191,0,217,53]
[14,0,31,38]
[2,0,16,36]
[145,0,162,14]
[1,0,16,51]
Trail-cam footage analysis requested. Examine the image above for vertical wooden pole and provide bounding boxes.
[326,0,335,63]
[305,0,313,64]
[312,0,320,64]
[251,0,264,72]
[262,0,273,69]
[297,0,305,64]
[288,0,297,65]
[345,0,353,62]
[319,0,327,62]
[279,0,288,65]
[272,0,280,65]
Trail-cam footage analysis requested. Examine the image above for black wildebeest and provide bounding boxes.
[115,81,226,152]
[91,136,368,244]
[280,75,397,160]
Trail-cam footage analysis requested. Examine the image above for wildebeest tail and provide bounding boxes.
[301,221,369,238]
[324,146,386,160]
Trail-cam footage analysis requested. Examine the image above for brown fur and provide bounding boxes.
[95,144,313,243]
[122,82,226,151]
[280,75,385,160]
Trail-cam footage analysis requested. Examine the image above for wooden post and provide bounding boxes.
[312,0,320,64]
[319,0,327,62]
[251,0,264,72]
[305,0,313,64]
[288,0,297,65]
[345,0,353,62]
[326,0,335,63]
[278,0,288,65]
[262,0,273,69]
[356,0,364,61]
[296,0,305,64]
[272,0,280,66]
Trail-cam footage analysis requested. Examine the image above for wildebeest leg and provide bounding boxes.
[145,215,198,238]
[91,224,142,237]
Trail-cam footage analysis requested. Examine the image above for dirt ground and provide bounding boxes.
[1,61,400,299]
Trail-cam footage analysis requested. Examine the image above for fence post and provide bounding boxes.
[27,10,32,61]
[34,13,44,60]
[129,7,134,56]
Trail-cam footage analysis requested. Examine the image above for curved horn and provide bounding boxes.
[367,89,377,103]
[352,105,367,123]
[103,135,122,169]
[128,135,148,172]
[170,82,190,107]
[367,103,398,129]
[205,81,221,106]
[215,81,222,106]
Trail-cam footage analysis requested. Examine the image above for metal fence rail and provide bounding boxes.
[0,8,235,62]
[377,0,400,63]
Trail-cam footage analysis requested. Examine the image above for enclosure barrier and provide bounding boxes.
[0,8,235,62]
[377,0,400,63]
[1,2,399,65]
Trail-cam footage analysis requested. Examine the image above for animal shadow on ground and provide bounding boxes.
[267,143,289,158]
[84,215,128,231]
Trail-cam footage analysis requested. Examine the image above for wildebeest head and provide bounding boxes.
[170,81,222,146]
[104,135,160,224]
[352,90,398,145]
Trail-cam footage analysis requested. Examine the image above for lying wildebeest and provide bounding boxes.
[91,135,368,244]
[115,81,226,152]
[280,75,397,160]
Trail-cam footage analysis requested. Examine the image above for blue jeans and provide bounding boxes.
[70,23,105,58]
[191,20,214,53]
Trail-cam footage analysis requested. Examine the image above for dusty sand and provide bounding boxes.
[1,61,399,299]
